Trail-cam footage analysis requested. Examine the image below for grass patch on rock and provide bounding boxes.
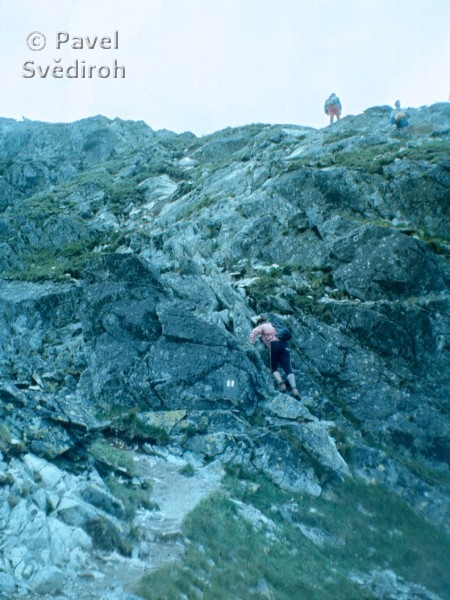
[4,232,125,282]
[246,264,344,318]
[88,439,138,476]
[287,138,449,175]
[106,411,171,446]
[104,475,156,520]
[0,424,12,453]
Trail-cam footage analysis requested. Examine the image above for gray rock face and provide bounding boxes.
[331,226,446,300]
[0,106,448,598]
[77,254,263,415]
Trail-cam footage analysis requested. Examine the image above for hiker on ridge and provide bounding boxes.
[249,315,300,399]
[324,93,342,124]
[390,100,410,130]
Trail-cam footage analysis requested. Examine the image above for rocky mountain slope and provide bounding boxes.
[0,104,449,599]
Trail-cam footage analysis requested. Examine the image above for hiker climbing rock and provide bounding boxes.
[249,315,300,399]
[324,93,342,124]
[390,100,410,130]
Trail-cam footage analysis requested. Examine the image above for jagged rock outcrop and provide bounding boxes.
[0,104,449,598]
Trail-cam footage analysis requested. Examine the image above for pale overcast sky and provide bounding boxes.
[0,0,449,135]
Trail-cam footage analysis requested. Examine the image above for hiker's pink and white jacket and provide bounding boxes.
[249,323,278,348]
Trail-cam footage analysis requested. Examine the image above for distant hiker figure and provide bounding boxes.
[324,93,342,124]
[390,100,410,130]
[249,315,300,399]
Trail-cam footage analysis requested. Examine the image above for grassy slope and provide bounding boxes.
[136,471,450,600]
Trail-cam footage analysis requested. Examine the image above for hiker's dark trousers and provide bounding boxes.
[269,340,293,375]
